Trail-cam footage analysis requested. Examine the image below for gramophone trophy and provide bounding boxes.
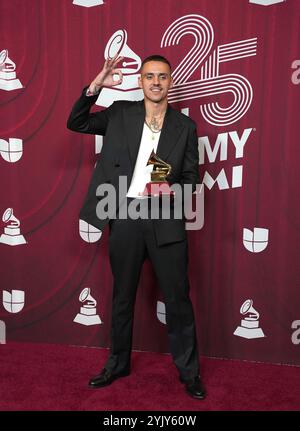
[141,151,174,197]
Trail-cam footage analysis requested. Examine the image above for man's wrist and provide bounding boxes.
[86,82,102,96]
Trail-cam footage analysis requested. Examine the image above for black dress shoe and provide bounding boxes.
[183,376,206,400]
[88,368,130,388]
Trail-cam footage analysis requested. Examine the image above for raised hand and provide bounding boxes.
[88,55,124,94]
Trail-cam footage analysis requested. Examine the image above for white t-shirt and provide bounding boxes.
[126,123,161,198]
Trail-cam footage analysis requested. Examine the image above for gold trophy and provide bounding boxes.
[141,151,174,196]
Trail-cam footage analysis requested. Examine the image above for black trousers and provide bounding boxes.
[104,200,200,382]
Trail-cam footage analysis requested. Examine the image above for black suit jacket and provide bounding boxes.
[67,88,200,246]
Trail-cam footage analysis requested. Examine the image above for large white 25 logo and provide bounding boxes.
[162,15,257,126]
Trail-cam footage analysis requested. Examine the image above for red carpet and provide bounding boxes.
[0,342,299,411]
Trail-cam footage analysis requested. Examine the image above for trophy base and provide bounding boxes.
[73,313,102,326]
[141,182,175,197]
[0,78,23,91]
[0,233,27,246]
[233,326,265,339]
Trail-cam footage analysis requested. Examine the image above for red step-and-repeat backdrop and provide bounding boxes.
[0,0,300,365]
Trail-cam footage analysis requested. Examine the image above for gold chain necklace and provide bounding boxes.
[144,120,162,140]
[145,113,165,140]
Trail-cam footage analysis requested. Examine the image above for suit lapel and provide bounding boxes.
[124,101,145,167]
[156,105,184,162]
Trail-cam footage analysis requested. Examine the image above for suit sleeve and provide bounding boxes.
[180,122,200,192]
[66,87,115,136]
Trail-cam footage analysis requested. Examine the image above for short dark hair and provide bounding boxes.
[141,55,171,71]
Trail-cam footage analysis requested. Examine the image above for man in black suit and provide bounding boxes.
[67,54,205,400]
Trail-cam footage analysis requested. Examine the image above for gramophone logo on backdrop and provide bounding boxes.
[0,49,23,91]
[243,227,269,253]
[72,0,104,6]
[79,219,102,243]
[2,290,25,313]
[0,208,27,246]
[96,29,143,107]
[234,299,265,339]
[0,138,23,163]
[73,287,102,326]
[249,0,284,5]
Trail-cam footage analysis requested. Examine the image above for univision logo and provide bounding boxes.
[2,290,25,313]
[0,138,23,163]
[243,227,269,253]
[79,220,102,243]
[157,301,166,325]
[0,320,5,344]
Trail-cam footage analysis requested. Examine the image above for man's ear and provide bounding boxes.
[169,76,174,89]
[138,75,142,88]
